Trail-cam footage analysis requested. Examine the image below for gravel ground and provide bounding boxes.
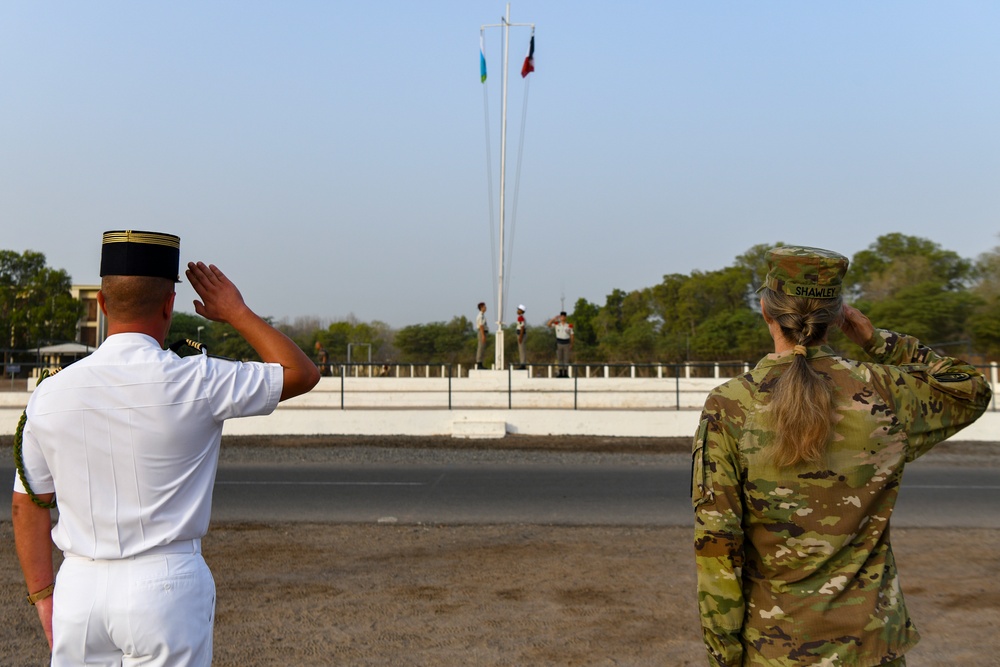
[217,434,692,467]
[216,434,999,467]
[2,435,997,666]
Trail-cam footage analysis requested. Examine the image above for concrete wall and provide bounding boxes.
[287,373,720,410]
[3,372,997,440]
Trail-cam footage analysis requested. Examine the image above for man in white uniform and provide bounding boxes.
[12,230,320,665]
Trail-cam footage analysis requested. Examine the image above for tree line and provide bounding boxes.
[1,250,81,368]
[4,233,999,370]
[579,233,1000,365]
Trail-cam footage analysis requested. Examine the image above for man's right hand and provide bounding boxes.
[185,261,320,401]
[186,262,252,325]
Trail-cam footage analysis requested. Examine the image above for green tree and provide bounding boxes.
[210,322,262,361]
[650,273,691,362]
[733,242,778,297]
[591,289,659,362]
[0,250,82,357]
[674,265,761,361]
[315,318,394,366]
[521,324,555,364]
[167,312,212,349]
[273,316,331,359]
[568,298,601,360]
[394,317,472,364]
[848,233,973,299]
[617,315,658,362]
[170,235,996,368]
[644,244,779,365]
[168,313,315,363]
[968,241,1000,360]
[690,309,767,362]
[849,234,976,349]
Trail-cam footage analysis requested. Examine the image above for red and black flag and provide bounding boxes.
[521,34,535,78]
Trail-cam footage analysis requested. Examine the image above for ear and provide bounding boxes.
[163,291,176,319]
[760,299,774,324]
[97,290,108,316]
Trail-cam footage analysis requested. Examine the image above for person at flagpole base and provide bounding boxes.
[547,311,573,377]
[475,302,489,370]
[516,304,528,369]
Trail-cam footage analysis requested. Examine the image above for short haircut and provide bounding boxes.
[478,302,486,309]
[101,275,175,321]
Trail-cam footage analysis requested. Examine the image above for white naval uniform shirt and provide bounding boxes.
[476,310,487,333]
[14,332,282,560]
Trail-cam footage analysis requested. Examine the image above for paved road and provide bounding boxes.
[895,464,1000,528]
[211,462,680,525]
[3,460,997,528]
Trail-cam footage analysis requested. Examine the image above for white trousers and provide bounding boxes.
[52,543,215,667]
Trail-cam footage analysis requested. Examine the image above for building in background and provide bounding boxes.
[71,285,105,348]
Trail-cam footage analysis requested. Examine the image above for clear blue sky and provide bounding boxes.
[2,2,998,328]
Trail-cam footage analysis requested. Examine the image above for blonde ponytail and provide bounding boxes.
[760,289,842,466]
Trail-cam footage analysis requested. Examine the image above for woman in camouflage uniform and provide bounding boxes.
[693,245,992,666]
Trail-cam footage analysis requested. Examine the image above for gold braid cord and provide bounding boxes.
[168,338,208,356]
[12,368,59,509]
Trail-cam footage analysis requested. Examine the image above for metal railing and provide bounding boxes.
[319,361,1000,413]
[6,358,997,414]
[319,362,703,411]
[320,360,752,380]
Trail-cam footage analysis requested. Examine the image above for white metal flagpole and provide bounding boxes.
[481,3,533,371]
[495,3,511,372]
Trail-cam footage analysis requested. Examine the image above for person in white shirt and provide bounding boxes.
[546,311,574,377]
[12,230,320,666]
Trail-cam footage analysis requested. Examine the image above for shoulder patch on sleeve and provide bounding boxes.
[933,371,972,383]
[691,419,715,508]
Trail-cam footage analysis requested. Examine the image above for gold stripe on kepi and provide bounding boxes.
[100,229,181,281]
[102,230,180,249]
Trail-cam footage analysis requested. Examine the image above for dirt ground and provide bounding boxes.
[2,436,998,666]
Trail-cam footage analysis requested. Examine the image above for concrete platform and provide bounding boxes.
[2,373,997,440]
[451,419,508,439]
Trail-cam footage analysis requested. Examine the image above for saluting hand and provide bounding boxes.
[185,262,251,325]
[839,304,876,348]
[185,260,320,400]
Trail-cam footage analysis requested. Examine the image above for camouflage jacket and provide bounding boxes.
[692,330,992,666]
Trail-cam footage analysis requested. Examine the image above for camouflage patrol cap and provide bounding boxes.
[758,245,848,299]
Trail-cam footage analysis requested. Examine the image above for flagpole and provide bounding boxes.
[481,3,533,372]
[495,3,511,372]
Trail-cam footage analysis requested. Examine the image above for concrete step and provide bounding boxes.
[451,419,507,439]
